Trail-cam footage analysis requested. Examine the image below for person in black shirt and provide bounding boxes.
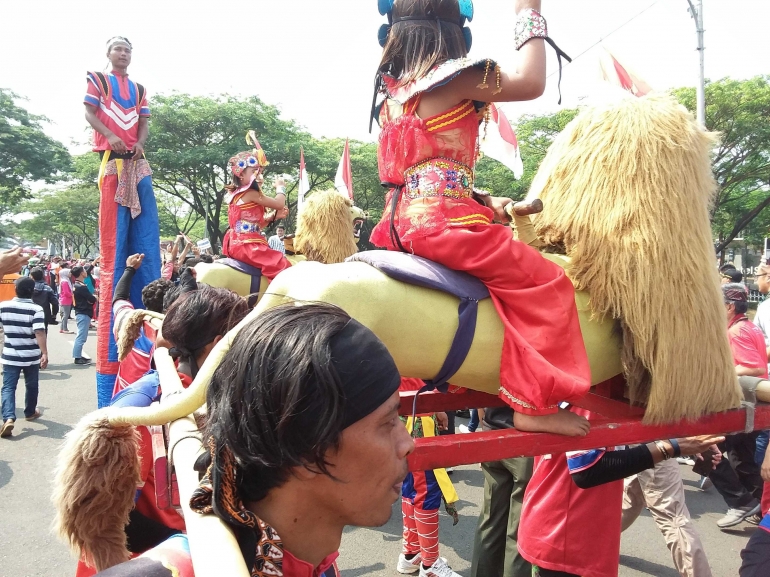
[30,268,59,334]
[71,266,96,365]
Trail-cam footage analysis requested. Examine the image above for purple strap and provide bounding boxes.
[347,251,489,391]
[217,258,262,294]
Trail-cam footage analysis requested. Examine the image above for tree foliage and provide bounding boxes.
[673,76,770,254]
[0,89,71,207]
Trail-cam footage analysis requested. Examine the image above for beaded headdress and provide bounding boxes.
[229,131,269,178]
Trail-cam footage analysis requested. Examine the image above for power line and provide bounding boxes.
[547,0,662,78]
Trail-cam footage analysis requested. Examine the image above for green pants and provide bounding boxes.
[471,456,534,577]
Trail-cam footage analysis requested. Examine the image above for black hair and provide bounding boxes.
[141,278,175,313]
[30,268,44,282]
[735,301,749,314]
[204,302,351,503]
[15,276,35,299]
[71,266,84,280]
[379,0,467,86]
[162,285,250,376]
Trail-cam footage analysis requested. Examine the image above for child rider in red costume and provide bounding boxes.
[371,0,590,436]
[222,148,291,280]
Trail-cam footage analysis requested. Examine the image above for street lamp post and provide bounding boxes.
[686,0,706,127]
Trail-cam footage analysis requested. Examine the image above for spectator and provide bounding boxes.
[517,410,722,577]
[471,406,533,577]
[59,267,74,334]
[268,225,287,254]
[0,247,30,278]
[0,277,49,438]
[721,267,743,285]
[71,266,96,365]
[707,283,767,528]
[750,263,770,497]
[30,268,59,334]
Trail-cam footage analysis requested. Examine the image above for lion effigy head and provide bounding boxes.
[529,93,740,423]
[295,189,367,264]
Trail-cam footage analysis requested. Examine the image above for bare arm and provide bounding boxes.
[178,242,192,265]
[736,365,766,377]
[238,189,286,210]
[417,0,545,118]
[132,117,149,160]
[35,330,48,369]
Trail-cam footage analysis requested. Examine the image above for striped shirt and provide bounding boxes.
[84,71,150,151]
[0,298,45,366]
[267,235,286,253]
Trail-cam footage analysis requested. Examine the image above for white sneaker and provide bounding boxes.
[717,503,762,528]
[458,424,471,434]
[419,557,461,577]
[676,456,696,466]
[397,552,422,574]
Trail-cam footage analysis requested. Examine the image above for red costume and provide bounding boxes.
[371,58,590,415]
[222,150,291,280]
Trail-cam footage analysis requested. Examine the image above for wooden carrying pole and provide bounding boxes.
[154,348,251,577]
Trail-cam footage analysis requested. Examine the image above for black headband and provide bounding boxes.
[329,319,401,429]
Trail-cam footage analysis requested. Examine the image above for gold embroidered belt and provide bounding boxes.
[402,157,474,200]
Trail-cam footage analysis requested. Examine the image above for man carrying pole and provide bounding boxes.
[84,36,161,407]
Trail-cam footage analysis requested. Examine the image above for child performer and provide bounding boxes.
[398,380,460,577]
[222,143,291,280]
[370,0,589,436]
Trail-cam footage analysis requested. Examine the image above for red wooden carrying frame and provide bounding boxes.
[402,376,770,472]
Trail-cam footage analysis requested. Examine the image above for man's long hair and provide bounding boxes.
[203,303,352,502]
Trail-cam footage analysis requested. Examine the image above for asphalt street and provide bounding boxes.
[0,327,759,576]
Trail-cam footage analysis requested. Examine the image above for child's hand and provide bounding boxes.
[435,412,449,431]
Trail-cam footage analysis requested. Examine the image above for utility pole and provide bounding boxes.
[686,0,706,127]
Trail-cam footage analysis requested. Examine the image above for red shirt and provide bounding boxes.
[728,315,769,378]
[84,70,150,151]
[519,410,622,577]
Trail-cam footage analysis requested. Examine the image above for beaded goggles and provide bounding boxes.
[377,0,474,50]
[229,131,269,179]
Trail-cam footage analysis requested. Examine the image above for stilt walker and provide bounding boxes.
[84,36,161,407]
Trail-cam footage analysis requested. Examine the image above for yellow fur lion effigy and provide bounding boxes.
[528,93,740,422]
[53,94,744,575]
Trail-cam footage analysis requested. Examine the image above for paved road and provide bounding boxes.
[0,328,758,576]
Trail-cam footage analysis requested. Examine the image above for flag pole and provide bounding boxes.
[686,0,706,127]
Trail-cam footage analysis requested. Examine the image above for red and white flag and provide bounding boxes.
[335,139,354,201]
[480,104,524,179]
[598,47,651,97]
[298,147,310,212]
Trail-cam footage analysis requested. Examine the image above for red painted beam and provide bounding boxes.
[399,389,504,415]
[407,403,770,471]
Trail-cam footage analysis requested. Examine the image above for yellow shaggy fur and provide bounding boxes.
[530,93,740,423]
[52,411,140,571]
[294,189,359,264]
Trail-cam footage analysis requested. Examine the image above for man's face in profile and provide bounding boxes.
[311,391,413,527]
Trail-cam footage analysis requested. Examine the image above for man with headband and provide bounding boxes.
[93,303,414,576]
[84,36,161,407]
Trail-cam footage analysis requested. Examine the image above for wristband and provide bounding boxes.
[276,185,286,195]
[514,8,548,50]
[668,438,681,458]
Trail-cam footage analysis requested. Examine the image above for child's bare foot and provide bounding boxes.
[513,408,590,437]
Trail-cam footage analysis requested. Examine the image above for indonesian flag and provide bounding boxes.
[480,104,524,179]
[598,47,651,97]
[335,139,354,201]
[298,147,310,212]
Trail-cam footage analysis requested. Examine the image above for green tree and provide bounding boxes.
[475,108,579,200]
[673,76,770,254]
[0,89,71,207]
[18,184,100,257]
[147,94,327,251]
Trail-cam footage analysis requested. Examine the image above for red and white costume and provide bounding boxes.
[371,58,590,415]
[221,151,290,280]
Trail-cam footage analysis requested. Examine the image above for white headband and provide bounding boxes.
[106,36,132,51]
